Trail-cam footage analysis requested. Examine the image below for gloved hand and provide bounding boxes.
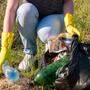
[0,32,14,73]
[64,13,80,37]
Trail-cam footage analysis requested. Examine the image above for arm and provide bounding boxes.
[0,0,20,73]
[64,0,74,15]
[64,0,80,36]
[3,0,19,32]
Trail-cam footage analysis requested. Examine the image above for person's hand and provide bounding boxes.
[0,32,14,73]
[66,25,80,37]
[0,53,5,73]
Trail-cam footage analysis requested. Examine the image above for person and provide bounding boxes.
[0,0,80,73]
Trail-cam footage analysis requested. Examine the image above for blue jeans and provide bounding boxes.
[17,3,65,55]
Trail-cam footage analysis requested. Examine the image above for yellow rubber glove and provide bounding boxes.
[0,32,14,73]
[64,13,80,37]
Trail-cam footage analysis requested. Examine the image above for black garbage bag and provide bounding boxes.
[55,36,90,90]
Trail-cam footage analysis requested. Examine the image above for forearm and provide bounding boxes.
[0,0,19,72]
[3,10,16,32]
[64,0,74,26]
[64,0,74,15]
[3,0,19,32]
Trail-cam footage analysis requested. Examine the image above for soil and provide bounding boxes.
[0,77,34,90]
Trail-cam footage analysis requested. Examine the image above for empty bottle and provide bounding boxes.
[34,55,69,86]
[2,61,19,82]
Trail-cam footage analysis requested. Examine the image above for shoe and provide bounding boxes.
[18,54,34,71]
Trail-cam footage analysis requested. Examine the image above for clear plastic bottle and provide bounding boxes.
[2,61,19,82]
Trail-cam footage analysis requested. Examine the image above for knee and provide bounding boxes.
[17,3,39,26]
[37,27,51,43]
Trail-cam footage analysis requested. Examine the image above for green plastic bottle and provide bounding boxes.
[34,55,69,86]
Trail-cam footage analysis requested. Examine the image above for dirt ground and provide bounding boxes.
[0,77,34,90]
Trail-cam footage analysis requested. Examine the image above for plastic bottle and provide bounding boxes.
[2,61,19,82]
[34,55,69,86]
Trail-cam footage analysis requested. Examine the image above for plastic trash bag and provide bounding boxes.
[55,35,90,90]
